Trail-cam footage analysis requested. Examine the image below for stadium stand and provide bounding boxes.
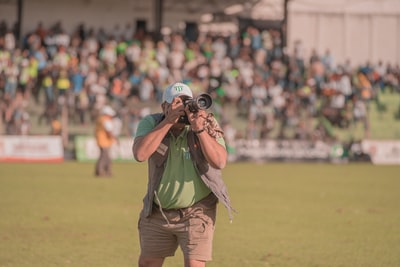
[0,2,399,163]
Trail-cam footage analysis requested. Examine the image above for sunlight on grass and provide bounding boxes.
[1,162,400,267]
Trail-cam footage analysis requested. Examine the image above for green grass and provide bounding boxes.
[368,91,400,139]
[335,91,400,141]
[1,162,400,267]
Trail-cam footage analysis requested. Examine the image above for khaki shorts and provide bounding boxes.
[138,194,217,261]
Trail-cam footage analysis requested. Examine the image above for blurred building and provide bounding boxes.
[286,0,400,67]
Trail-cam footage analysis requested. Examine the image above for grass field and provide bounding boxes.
[1,162,400,267]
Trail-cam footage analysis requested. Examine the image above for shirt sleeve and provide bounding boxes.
[103,120,113,132]
[135,115,157,137]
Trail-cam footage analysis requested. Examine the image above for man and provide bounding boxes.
[132,82,235,267]
[95,105,116,177]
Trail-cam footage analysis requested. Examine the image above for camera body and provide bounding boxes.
[178,93,213,124]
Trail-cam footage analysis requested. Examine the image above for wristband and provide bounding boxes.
[193,128,205,134]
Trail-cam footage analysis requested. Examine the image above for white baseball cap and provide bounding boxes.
[101,105,116,116]
[162,82,193,103]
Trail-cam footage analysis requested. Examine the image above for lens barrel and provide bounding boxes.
[186,93,213,112]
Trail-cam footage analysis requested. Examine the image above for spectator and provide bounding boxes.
[50,117,62,135]
[94,105,116,177]
[247,73,273,139]
[4,58,19,99]
[321,49,334,73]
[4,29,15,51]
[44,30,58,59]
[17,58,31,100]
[41,66,55,104]
[320,72,349,128]
[55,70,70,97]
[351,93,369,138]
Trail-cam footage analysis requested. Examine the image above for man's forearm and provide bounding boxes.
[133,121,172,162]
[196,131,227,169]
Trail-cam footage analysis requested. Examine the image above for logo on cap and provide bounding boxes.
[175,85,184,92]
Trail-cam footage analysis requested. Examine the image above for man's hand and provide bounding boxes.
[185,107,206,132]
[164,97,186,124]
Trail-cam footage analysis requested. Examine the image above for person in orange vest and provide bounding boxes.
[95,105,117,177]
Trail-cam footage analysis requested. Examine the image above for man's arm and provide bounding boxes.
[132,98,185,162]
[132,119,173,162]
[196,131,227,169]
[187,109,227,169]
[103,119,116,140]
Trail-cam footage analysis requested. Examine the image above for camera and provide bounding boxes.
[183,93,213,113]
[178,93,213,124]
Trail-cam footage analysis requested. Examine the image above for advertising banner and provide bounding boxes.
[74,136,135,162]
[361,140,400,165]
[0,136,64,162]
[231,139,333,162]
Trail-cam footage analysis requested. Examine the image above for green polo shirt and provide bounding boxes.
[136,114,225,209]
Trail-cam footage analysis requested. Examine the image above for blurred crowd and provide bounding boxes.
[0,20,399,143]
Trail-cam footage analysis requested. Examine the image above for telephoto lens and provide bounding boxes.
[178,93,213,124]
[185,93,213,112]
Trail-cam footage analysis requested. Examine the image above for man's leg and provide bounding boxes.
[138,256,164,267]
[184,259,206,267]
[103,147,112,176]
[138,209,179,266]
[95,148,106,176]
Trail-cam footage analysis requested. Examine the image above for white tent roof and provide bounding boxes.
[250,0,285,20]
[244,0,400,20]
[290,0,400,15]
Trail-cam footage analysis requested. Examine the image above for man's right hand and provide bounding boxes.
[164,97,186,124]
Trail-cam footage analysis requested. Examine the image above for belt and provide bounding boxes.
[153,193,217,212]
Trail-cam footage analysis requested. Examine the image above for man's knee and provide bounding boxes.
[138,256,164,267]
